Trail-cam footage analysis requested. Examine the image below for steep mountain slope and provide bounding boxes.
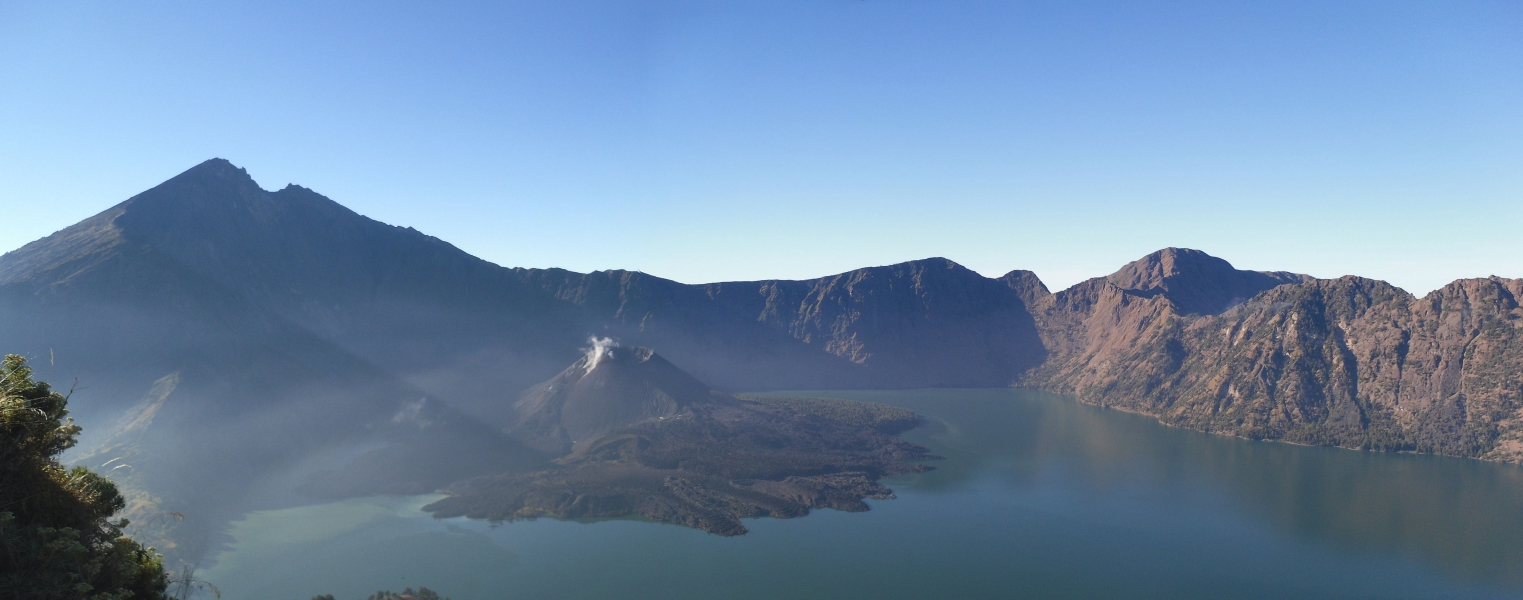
[1102,247,1310,315]
[1006,247,1523,463]
[1019,248,1311,391]
[0,161,535,560]
[1043,275,1523,461]
[57,159,587,407]
[517,257,1045,392]
[0,159,1055,556]
[3,160,1038,429]
[508,342,721,453]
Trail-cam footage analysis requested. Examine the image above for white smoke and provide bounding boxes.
[584,336,619,372]
[391,398,433,428]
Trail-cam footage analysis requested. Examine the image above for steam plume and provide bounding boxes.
[391,398,434,428]
[584,336,618,372]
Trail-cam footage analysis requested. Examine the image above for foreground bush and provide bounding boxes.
[0,354,168,599]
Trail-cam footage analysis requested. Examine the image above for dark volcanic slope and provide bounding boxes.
[2,159,1044,427]
[0,160,567,417]
[428,349,934,536]
[0,160,544,559]
[507,343,717,453]
[0,160,1028,557]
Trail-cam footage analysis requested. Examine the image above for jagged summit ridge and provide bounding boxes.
[167,157,261,189]
[1103,247,1310,315]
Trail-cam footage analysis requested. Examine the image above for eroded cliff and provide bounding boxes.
[1017,250,1523,463]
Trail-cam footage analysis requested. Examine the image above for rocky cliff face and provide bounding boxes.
[1018,248,1308,391]
[1015,249,1523,464]
[1101,247,1310,315]
[1036,274,1523,461]
[516,258,1045,391]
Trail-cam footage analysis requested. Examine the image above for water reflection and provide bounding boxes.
[812,388,1523,587]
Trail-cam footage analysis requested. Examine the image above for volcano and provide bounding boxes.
[507,341,722,454]
[427,348,936,535]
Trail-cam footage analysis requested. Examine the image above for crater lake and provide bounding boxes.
[200,389,1523,600]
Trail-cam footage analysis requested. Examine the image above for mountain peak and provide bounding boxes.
[1107,248,1309,315]
[187,157,247,175]
[160,158,264,193]
[107,158,273,242]
[1108,248,1234,290]
[1,158,501,316]
[0,159,263,286]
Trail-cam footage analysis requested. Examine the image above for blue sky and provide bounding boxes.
[2,0,1519,293]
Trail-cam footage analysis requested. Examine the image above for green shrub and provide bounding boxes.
[0,354,169,600]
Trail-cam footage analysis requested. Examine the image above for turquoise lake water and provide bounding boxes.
[200,389,1523,599]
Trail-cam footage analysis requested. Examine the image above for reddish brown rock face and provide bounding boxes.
[1018,252,1523,463]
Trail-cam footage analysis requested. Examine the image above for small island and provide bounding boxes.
[422,344,936,535]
